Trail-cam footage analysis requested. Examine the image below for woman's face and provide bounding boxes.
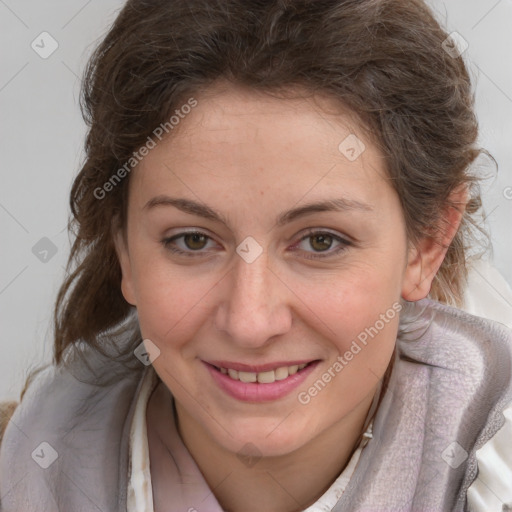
[116,84,417,457]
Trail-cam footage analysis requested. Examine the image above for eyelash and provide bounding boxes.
[161,229,352,260]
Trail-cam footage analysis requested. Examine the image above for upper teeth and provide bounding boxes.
[219,363,308,383]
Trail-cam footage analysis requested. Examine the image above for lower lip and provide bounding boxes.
[203,361,320,403]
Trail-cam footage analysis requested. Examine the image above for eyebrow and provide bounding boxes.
[143,195,373,227]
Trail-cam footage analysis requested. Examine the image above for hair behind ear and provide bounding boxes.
[429,184,491,307]
[0,401,18,446]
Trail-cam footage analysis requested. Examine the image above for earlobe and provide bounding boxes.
[113,229,137,306]
[401,185,468,302]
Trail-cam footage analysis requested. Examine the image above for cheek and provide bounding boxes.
[294,262,401,380]
[316,290,399,363]
[317,289,399,400]
[301,259,403,333]
[131,258,220,349]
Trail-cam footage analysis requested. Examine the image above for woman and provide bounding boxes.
[1,0,511,510]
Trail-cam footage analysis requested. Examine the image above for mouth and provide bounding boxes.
[207,361,317,384]
[203,359,321,402]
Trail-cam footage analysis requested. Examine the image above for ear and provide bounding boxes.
[401,185,468,302]
[113,228,137,306]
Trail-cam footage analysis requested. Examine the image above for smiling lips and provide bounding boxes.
[216,363,309,384]
[204,359,319,402]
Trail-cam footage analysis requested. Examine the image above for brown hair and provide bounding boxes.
[17,0,495,403]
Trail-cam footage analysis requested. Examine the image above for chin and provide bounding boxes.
[215,417,312,459]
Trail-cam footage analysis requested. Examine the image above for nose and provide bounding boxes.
[214,249,292,349]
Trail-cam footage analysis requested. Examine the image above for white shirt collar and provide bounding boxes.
[127,366,371,512]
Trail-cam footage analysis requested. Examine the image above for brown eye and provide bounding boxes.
[162,231,216,257]
[309,233,333,252]
[182,232,209,250]
[292,229,352,260]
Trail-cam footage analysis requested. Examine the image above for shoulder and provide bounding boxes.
[467,402,512,511]
[0,354,144,510]
[459,260,512,510]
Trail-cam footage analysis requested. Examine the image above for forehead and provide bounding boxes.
[165,84,377,164]
[131,84,392,213]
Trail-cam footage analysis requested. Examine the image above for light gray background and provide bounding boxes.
[1,0,511,401]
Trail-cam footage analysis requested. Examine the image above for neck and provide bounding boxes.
[173,387,379,512]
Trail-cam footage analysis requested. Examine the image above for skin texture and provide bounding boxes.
[115,83,466,512]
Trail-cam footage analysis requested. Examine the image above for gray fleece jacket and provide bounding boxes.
[1,298,512,511]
